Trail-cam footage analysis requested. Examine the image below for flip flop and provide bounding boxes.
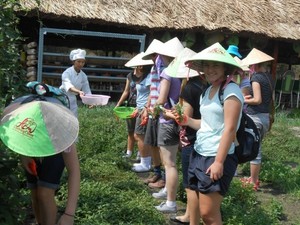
[170,215,190,224]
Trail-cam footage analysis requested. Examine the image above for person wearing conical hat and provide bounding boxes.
[147,37,183,213]
[60,49,91,118]
[165,47,207,224]
[240,48,275,191]
[179,42,244,225]
[116,52,153,161]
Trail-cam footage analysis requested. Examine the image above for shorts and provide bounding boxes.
[135,112,147,135]
[126,117,136,133]
[26,153,65,190]
[181,144,194,188]
[144,117,158,147]
[157,122,180,146]
[188,150,238,196]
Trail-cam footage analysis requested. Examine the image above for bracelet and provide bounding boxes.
[64,212,75,217]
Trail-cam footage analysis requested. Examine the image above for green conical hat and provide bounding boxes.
[0,101,79,157]
[185,42,242,70]
[165,47,199,78]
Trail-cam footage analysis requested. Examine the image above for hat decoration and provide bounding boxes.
[70,49,86,61]
[185,42,242,71]
[125,52,153,68]
[242,48,274,66]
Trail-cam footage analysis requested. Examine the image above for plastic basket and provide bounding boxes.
[113,106,136,119]
[81,94,110,106]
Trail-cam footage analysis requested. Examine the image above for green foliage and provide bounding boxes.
[0,1,28,224]
[0,0,27,108]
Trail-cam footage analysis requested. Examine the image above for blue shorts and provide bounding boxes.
[188,150,238,196]
[181,145,194,188]
[26,153,65,190]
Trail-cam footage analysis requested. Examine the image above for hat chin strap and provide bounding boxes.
[211,68,237,88]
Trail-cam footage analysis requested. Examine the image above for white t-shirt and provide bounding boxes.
[194,82,244,156]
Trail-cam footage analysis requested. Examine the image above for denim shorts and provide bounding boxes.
[26,153,65,190]
[126,117,136,133]
[181,145,194,188]
[188,150,238,196]
[144,117,158,147]
[157,122,180,146]
[134,111,147,135]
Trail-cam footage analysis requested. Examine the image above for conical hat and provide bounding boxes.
[125,52,153,68]
[0,101,79,157]
[185,42,241,70]
[234,56,250,72]
[155,37,184,58]
[242,48,274,66]
[165,48,199,78]
[142,39,164,60]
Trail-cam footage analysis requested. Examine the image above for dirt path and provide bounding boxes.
[256,182,300,225]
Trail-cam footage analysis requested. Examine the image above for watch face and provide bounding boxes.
[35,84,47,95]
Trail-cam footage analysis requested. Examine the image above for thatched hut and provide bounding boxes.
[16,0,300,91]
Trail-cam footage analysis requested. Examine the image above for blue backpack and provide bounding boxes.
[202,81,260,164]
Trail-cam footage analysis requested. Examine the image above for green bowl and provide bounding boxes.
[113,106,135,119]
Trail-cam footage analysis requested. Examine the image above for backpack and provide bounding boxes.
[25,81,70,109]
[202,80,260,164]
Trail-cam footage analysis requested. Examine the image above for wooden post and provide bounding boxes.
[271,41,278,80]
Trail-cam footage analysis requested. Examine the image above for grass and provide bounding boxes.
[12,104,300,224]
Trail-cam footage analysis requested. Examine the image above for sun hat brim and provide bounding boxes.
[227,45,242,58]
[125,52,154,68]
[234,56,250,72]
[142,39,164,60]
[155,37,184,58]
[185,42,242,70]
[165,47,200,78]
[242,48,274,66]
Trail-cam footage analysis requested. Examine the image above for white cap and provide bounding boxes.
[70,49,86,61]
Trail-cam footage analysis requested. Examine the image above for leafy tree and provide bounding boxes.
[0,0,28,224]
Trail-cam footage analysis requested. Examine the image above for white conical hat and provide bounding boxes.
[234,56,250,72]
[165,47,199,78]
[125,52,153,68]
[142,39,164,60]
[242,48,274,66]
[155,37,184,58]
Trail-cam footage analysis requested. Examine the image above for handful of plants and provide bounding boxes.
[174,102,184,123]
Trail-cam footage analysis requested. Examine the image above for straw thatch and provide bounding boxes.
[18,0,300,41]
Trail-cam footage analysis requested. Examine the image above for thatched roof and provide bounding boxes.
[18,0,300,41]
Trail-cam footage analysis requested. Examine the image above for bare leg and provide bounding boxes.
[37,186,57,225]
[199,192,223,225]
[30,189,41,224]
[160,145,178,201]
[189,190,200,225]
[250,163,261,184]
[127,131,135,153]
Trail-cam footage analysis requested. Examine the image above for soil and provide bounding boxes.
[136,171,300,225]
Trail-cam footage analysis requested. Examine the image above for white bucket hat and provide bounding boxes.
[242,48,274,66]
[156,37,184,58]
[165,47,199,78]
[124,52,154,68]
[70,49,86,61]
[142,39,164,60]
